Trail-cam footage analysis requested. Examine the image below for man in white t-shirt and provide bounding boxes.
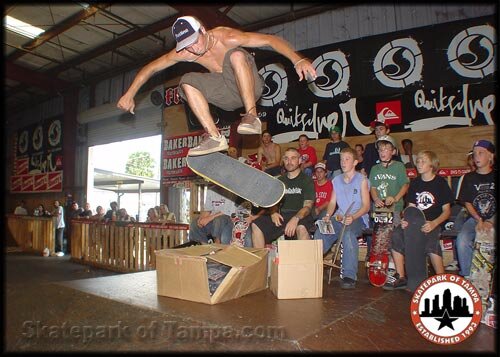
[52,200,66,256]
[188,185,237,244]
[14,200,28,215]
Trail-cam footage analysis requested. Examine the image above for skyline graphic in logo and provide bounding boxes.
[411,274,482,345]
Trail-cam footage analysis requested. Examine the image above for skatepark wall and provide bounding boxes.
[240,124,494,169]
[160,100,494,170]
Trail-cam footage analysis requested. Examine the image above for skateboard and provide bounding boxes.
[367,206,395,287]
[468,226,496,325]
[187,152,285,208]
[324,202,354,284]
[230,204,252,247]
[403,206,429,292]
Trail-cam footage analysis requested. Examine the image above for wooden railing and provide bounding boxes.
[5,214,55,253]
[70,219,189,272]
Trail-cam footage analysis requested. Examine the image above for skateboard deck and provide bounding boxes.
[367,207,395,287]
[468,226,496,325]
[403,206,428,292]
[324,202,354,284]
[187,152,285,208]
[230,205,251,247]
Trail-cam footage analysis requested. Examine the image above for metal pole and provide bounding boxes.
[138,182,142,221]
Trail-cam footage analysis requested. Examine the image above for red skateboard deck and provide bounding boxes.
[403,206,429,292]
[367,208,395,287]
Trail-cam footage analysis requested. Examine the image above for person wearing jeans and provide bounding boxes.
[52,200,65,257]
[315,147,370,289]
[456,140,496,277]
[188,185,237,245]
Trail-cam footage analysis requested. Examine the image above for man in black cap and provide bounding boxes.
[456,139,496,278]
[118,16,316,156]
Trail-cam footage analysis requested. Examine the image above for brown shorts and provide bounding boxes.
[178,47,264,111]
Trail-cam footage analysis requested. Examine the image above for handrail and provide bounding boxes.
[70,219,189,272]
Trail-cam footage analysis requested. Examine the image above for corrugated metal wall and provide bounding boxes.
[264,4,494,51]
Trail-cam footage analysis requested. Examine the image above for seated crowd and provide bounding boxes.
[186,121,496,293]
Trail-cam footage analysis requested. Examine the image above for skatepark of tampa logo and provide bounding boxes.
[410,274,482,345]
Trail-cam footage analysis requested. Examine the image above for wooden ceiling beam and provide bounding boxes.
[7,4,111,62]
[46,14,180,76]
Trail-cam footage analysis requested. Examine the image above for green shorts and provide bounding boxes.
[178,47,264,111]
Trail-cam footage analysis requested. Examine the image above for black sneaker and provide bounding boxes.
[383,273,407,290]
[340,277,356,289]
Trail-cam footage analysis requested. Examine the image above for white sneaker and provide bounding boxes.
[188,135,228,156]
[56,251,65,257]
[237,113,262,135]
[445,260,459,270]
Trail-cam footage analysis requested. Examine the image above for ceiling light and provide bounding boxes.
[5,15,45,39]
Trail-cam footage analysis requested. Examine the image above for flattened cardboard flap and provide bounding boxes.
[162,244,223,257]
[209,245,261,267]
[277,240,323,264]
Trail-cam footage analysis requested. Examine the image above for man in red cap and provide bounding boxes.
[118,16,316,156]
[456,139,496,278]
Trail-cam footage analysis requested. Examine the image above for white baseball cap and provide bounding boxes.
[375,135,396,149]
[172,16,201,52]
[314,162,327,171]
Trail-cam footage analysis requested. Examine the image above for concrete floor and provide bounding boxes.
[4,252,497,353]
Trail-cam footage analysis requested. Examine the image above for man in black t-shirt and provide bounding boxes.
[251,148,315,248]
[322,125,350,179]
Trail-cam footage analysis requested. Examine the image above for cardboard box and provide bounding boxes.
[155,244,268,305]
[270,240,323,299]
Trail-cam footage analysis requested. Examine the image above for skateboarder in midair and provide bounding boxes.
[117,16,317,156]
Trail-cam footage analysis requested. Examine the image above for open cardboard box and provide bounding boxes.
[155,244,268,304]
[270,240,323,299]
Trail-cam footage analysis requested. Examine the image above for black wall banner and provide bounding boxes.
[254,15,496,142]
[12,117,63,192]
[164,16,495,141]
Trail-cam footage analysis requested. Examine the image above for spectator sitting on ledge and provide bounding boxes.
[146,207,160,222]
[118,208,136,222]
[79,202,93,218]
[91,206,106,221]
[14,200,28,215]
